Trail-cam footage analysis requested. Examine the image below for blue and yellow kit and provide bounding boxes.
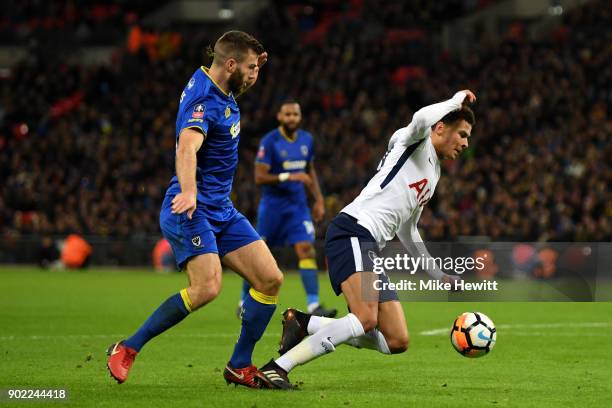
[160,67,260,269]
[255,127,316,246]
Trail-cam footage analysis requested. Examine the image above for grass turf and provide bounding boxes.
[1,267,611,407]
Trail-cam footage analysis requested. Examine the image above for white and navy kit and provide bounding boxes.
[325,91,469,299]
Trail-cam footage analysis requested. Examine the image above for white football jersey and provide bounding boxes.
[342,91,468,260]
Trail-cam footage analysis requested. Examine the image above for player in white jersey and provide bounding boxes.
[256,90,476,389]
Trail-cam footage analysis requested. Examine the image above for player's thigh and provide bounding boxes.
[256,203,286,247]
[294,241,315,260]
[184,252,223,309]
[340,272,380,332]
[377,300,410,353]
[287,206,315,251]
[223,240,283,296]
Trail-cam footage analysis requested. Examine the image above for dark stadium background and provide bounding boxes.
[0,0,609,267]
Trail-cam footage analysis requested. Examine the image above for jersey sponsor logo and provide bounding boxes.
[192,104,205,119]
[230,121,240,138]
[187,77,195,89]
[301,145,308,156]
[257,146,265,159]
[224,106,231,118]
[409,178,431,207]
[282,160,307,170]
[191,236,202,247]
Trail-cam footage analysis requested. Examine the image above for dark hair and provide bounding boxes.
[212,30,264,64]
[438,106,475,128]
[277,98,300,112]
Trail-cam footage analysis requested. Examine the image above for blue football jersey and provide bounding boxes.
[256,128,314,203]
[166,67,241,218]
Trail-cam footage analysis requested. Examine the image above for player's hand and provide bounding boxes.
[171,191,197,219]
[288,172,313,186]
[461,90,476,104]
[312,200,325,223]
[257,52,268,68]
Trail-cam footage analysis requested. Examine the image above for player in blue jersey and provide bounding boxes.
[106,31,281,388]
[237,101,337,318]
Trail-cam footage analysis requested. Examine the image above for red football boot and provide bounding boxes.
[223,363,262,388]
[106,341,138,384]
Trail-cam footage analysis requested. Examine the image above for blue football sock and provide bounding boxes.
[229,288,277,368]
[240,280,251,304]
[299,258,319,307]
[124,289,192,352]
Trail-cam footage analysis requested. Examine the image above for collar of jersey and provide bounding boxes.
[278,126,298,143]
[201,66,235,100]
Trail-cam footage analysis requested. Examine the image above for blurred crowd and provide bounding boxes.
[0,0,610,243]
[0,0,168,46]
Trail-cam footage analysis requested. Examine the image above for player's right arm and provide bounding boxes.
[254,163,313,185]
[172,128,204,219]
[254,137,312,186]
[388,90,476,149]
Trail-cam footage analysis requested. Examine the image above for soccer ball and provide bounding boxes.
[450,312,496,358]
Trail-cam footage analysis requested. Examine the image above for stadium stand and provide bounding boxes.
[0,0,609,252]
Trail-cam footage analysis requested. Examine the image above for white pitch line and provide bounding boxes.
[0,332,281,341]
[419,322,612,336]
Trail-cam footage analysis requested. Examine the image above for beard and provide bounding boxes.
[228,70,246,94]
[281,123,298,134]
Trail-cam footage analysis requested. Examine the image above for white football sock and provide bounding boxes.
[306,315,335,334]
[276,313,365,373]
[344,328,391,354]
[307,302,320,313]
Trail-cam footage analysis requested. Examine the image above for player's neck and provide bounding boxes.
[207,65,231,95]
[279,126,297,141]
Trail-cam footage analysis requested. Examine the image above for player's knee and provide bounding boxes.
[252,268,283,295]
[387,333,410,354]
[189,280,221,310]
[296,244,315,259]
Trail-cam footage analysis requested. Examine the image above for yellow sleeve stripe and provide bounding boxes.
[249,288,278,305]
[186,125,206,135]
[180,288,193,313]
[299,258,317,270]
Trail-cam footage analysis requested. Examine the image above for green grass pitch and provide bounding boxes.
[1,267,611,407]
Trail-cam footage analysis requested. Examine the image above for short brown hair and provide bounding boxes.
[438,106,475,128]
[212,31,264,64]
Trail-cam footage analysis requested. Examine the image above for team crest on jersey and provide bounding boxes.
[187,77,195,89]
[192,104,205,119]
[191,235,202,247]
[301,145,308,156]
[280,150,288,158]
[230,121,240,138]
[224,106,231,118]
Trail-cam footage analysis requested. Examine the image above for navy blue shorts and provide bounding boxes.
[257,200,314,247]
[325,213,399,302]
[159,194,261,270]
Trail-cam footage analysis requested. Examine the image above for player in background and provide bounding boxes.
[237,101,337,318]
[107,31,280,388]
[256,90,476,389]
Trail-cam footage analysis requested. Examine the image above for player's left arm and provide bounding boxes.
[307,163,325,223]
[389,90,476,149]
[396,217,456,283]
